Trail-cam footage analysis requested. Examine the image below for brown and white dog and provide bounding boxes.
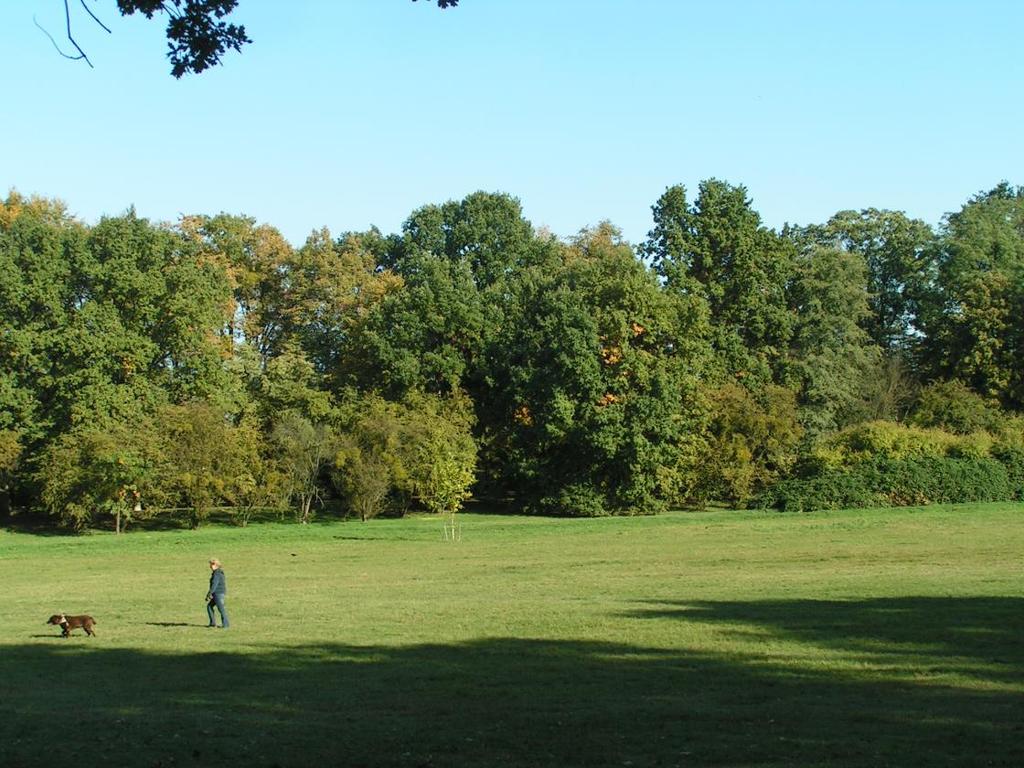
[46,613,97,638]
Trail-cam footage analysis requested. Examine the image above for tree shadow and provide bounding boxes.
[626,596,1024,687]
[1,512,68,536]
[2,601,1022,768]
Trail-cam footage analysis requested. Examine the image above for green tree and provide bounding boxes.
[258,343,333,423]
[348,192,553,398]
[345,246,486,396]
[157,238,240,407]
[482,224,711,515]
[0,192,91,443]
[334,439,395,523]
[332,391,477,522]
[643,180,795,389]
[917,184,1024,409]
[270,411,336,524]
[782,237,882,436]
[390,191,545,289]
[37,419,166,532]
[698,383,803,508]
[73,211,241,412]
[225,416,283,526]
[22,211,242,435]
[1,203,252,528]
[333,397,407,522]
[282,227,402,390]
[157,401,252,528]
[807,209,933,352]
[400,390,477,519]
[909,380,1000,435]
[0,430,22,516]
[178,213,294,366]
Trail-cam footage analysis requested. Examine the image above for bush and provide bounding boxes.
[991,445,1024,500]
[909,380,1000,434]
[332,391,477,521]
[868,456,1011,506]
[531,483,613,517]
[762,409,1024,511]
[758,471,879,512]
[946,430,995,459]
[698,383,803,507]
[993,415,1024,450]
[759,455,1014,511]
[820,420,956,463]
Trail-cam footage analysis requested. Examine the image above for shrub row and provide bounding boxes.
[758,454,1024,512]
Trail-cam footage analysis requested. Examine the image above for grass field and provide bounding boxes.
[1,503,1022,767]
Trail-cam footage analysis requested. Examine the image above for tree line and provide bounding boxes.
[1,180,1022,530]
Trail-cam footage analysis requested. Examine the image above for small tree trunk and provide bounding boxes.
[442,510,461,542]
[300,494,312,524]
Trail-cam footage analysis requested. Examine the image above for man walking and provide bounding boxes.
[206,558,230,628]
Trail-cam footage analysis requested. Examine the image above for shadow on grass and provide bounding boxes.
[627,596,1024,686]
[3,598,1022,768]
[1,511,68,536]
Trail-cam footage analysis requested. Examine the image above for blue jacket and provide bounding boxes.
[208,568,227,597]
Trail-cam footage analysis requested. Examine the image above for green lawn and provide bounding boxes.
[2,504,1022,767]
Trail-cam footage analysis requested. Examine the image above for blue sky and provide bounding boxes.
[2,1,1021,246]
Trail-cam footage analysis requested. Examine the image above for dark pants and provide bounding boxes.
[207,594,229,627]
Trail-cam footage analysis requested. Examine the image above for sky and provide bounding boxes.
[2,1,1022,247]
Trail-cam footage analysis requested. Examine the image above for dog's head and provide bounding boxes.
[46,614,67,626]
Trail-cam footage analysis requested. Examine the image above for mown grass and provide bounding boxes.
[1,503,1022,767]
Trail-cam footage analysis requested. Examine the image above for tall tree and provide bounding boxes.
[643,180,795,389]
[783,239,882,436]
[482,224,711,515]
[270,411,336,524]
[83,212,239,410]
[282,227,401,391]
[806,209,933,353]
[345,248,484,396]
[178,213,293,367]
[344,192,550,397]
[917,183,1024,409]
[391,191,543,289]
[0,193,91,443]
[37,417,167,532]
[157,401,253,527]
